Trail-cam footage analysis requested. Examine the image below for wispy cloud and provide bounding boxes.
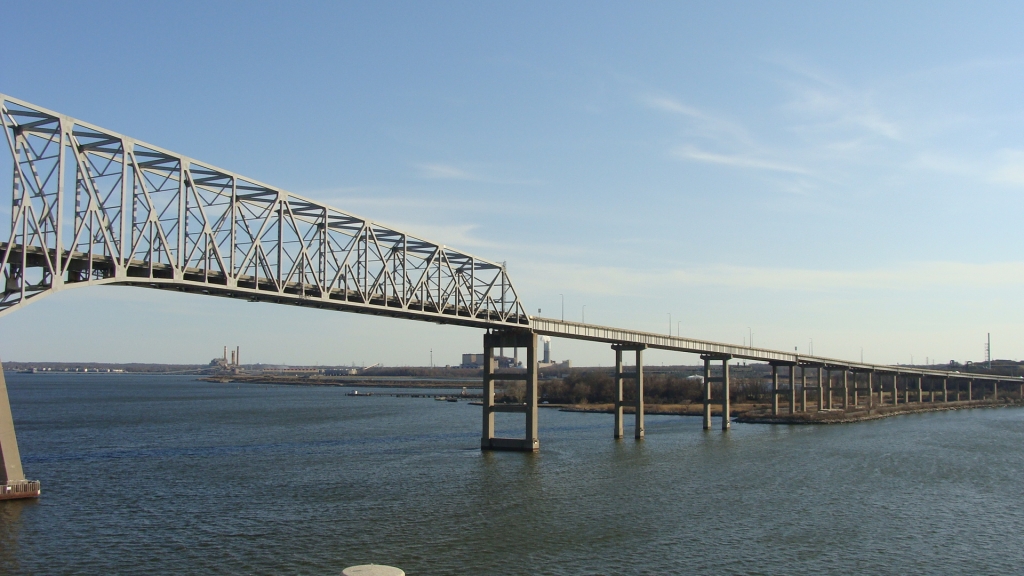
[640,95,705,118]
[639,94,755,147]
[415,163,478,180]
[673,145,810,174]
[518,260,1024,299]
[990,149,1024,186]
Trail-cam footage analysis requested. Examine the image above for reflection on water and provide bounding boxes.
[2,374,1024,574]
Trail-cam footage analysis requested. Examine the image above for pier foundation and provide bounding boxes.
[613,344,646,439]
[771,364,779,416]
[0,363,40,500]
[481,330,539,451]
[702,355,732,430]
[789,364,796,414]
[817,367,825,411]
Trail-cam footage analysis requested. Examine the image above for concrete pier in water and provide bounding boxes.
[0,363,40,500]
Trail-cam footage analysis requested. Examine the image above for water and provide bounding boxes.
[2,374,1023,575]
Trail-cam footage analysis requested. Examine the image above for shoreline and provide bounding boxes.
[559,399,1024,424]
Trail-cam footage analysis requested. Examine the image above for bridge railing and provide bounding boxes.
[0,94,528,328]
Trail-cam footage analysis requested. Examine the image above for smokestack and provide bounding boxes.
[231,350,236,365]
[543,337,551,364]
[236,346,240,367]
[223,346,227,362]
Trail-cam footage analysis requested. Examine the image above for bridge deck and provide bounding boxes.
[529,317,1017,382]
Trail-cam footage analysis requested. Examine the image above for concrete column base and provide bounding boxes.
[481,438,539,451]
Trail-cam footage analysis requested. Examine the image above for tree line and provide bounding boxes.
[497,369,772,404]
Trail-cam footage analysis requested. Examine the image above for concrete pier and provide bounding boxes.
[843,370,849,409]
[852,372,859,407]
[0,363,40,500]
[943,378,948,403]
[702,355,731,430]
[917,376,923,403]
[867,372,874,408]
[800,367,807,413]
[613,344,646,439]
[968,379,972,401]
[788,364,796,415]
[817,367,825,411]
[481,330,539,451]
[771,364,779,416]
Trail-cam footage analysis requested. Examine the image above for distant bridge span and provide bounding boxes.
[0,95,1019,497]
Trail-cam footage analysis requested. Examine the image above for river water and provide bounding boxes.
[1,374,1023,575]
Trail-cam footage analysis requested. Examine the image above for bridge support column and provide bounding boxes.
[817,367,825,411]
[993,381,999,403]
[771,364,779,416]
[702,355,731,430]
[612,344,646,439]
[943,378,948,403]
[968,379,972,401]
[917,376,923,403]
[892,374,899,406]
[788,365,796,415]
[614,348,624,439]
[868,372,874,408]
[800,367,807,413]
[852,373,859,408]
[703,357,712,430]
[0,363,39,500]
[843,371,849,410]
[826,369,834,410]
[903,376,909,404]
[481,330,539,452]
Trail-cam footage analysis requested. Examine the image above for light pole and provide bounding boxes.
[667,313,671,336]
[582,305,586,324]
[748,327,753,348]
[559,294,564,321]
[677,320,681,338]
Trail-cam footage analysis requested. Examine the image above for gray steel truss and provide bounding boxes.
[0,95,528,328]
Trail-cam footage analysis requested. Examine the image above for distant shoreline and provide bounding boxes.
[559,399,1024,423]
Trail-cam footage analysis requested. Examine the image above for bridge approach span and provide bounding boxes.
[530,317,1010,380]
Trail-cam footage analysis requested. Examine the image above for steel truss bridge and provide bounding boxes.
[0,94,1019,494]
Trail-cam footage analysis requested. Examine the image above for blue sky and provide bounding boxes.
[2,1,1024,366]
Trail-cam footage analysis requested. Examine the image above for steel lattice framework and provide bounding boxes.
[0,95,528,328]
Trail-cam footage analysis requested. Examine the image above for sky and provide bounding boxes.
[1,1,1024,367]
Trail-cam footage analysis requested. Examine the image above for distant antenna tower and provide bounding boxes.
[986,333,991,368]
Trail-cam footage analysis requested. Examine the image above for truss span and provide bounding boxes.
[0,94,528,328]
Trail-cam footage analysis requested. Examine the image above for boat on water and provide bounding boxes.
[347,390,373,396]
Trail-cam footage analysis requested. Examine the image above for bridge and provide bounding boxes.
[0,94,1019,497]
